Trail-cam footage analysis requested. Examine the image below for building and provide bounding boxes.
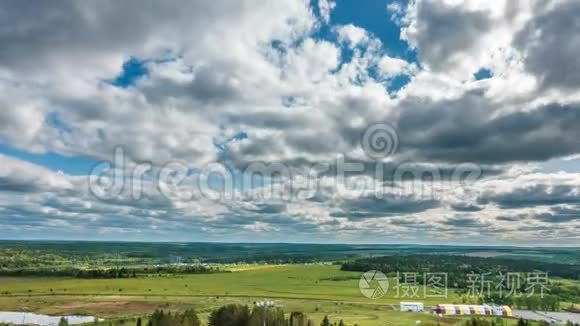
[431,304,512,317]
[400,302,425,312]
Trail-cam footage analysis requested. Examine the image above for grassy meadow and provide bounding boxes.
[0,264,474,325]
[1,242,578,325]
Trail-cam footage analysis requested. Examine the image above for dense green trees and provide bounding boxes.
[289,312,310,326]
[102,305,580,326]
[1,241,579,267]
[512,295,560,311]
[153,305,334,326]
[147,309,200,326]
[342,255,580,306]
[208,305,318,326]
[342,255,580,282]
[472,293,561,311]
[247,307,286,326]
[0,265,220,278]
[317,316,347,326]
[209,304,250,326]
[461,317,506,326]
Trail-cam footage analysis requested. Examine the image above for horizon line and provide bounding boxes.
[0,238,578,249]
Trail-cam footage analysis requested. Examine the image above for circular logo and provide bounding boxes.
[361,123,399,160]
[359,270,389,299]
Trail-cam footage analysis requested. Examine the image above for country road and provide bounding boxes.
[513,310,580,324]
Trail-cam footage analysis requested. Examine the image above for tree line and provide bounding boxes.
[341,255,580,281]
[341,255,580,310]
[56,304,580,326]
[103,305,353,326]
[206,304,350,326]
[0,265,221,278]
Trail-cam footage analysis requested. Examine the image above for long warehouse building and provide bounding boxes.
[432,304,513,317]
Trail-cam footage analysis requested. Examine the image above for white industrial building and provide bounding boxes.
[400,302,425,312]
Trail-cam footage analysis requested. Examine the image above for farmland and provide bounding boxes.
[0,264,466,325]
[0,242,578,325]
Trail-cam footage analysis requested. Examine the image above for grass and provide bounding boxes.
[0,265,522,325]
[0,265,457,302]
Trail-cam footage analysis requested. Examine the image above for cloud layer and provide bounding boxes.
[0,0,579,244]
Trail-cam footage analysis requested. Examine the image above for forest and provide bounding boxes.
[342,255,580,310]
[341,254,580,281]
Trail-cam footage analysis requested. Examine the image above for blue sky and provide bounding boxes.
[0,143,99,176]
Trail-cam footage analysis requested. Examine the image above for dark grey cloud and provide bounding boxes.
[534,206,580,224]
[230,91,580,172]
[0,161,70,194]
[441,216,488,228]
[0,1,233,71]
[245,202,287,214]
[478,184,580,209]
[189,65,244,104]
[210,213,323,234]
[389,217,431,229]
[0,177,40,193]
[514,1,580,89]
[330,194,438,220]
[320,159,498,182]
[398,97,580,164]
[409,1,492,71]
[0,214,62,228]
[496,215,527,222]
[451,203,483,212]
[144,64,247,105]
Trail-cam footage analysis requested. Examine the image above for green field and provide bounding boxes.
[1,242,578,325]
[0,264,476,325]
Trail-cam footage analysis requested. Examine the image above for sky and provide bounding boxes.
[0,0,579,245]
